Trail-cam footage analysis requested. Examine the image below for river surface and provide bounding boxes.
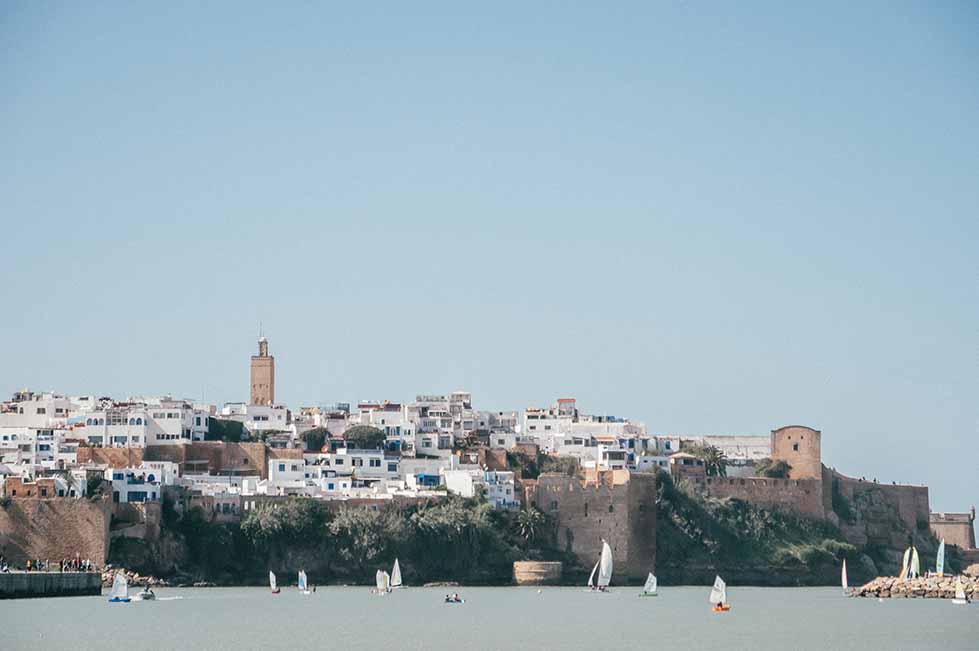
[2,586,976,650]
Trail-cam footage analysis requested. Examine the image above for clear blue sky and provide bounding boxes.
[1,2,976,510]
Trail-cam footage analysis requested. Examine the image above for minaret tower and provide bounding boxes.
[250,334,275,406]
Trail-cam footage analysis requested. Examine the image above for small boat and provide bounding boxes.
[911,547,920,579]
[710,575,731,612]
[374,569,390,595]
[269,571,280,595]
[444,593,465,604]
[107,571,131,603]
[951,577,969,606]
[298,570,311,595]
[639,572,657,597]
[390,559,403,590]
[841,559,849,596]
[134,586,156,601]
[936,539,945,577]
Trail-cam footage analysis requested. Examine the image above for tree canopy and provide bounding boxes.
[685,443,728,477]
[342,425,386,450]
[301,427,330,452]
[755,458,792,479]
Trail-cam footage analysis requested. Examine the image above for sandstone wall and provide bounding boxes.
[0,497,111,565]
[535,472,655,582]
[77,446,144,468]
[831,470,930,548]
[929,513,976,550]
[695,475,825,519]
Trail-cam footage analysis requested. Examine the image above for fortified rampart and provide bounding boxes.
[534,471,656,582]
[828,469,930,549]
[929,509,976,550]
[696,476,825,519]
[0,496,112,566]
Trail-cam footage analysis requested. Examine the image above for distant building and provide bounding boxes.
[250,336,275,406]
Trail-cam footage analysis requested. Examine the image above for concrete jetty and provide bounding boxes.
[0,571,102,599]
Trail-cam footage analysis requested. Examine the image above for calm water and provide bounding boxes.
[2,586,976,650]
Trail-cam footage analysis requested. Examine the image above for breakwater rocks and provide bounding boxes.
[100,565,169,588]
[853,576,978,599]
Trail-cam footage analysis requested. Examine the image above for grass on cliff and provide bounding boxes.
[655,472,856,571]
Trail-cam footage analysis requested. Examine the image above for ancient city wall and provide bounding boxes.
[694,476,825,519]
[0,496,111,566]
[830,470,930,548]
[929,513,976,550]
[77,446,144,468]
[534,472,655,582]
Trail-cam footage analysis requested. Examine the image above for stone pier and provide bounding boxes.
[0,572,102,599]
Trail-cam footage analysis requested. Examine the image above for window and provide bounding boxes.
[369,459,381,468]
[40,488,48,497]
[278,464,285,472]
[36,407,46,414]
[608,504,614,513]
[584,503,589,517]
[353,458,363,467]
[549,500,557,510]
[388,463,397,472]
[328,483,334,490]
[792,444,799,452]
[335,458,344,465]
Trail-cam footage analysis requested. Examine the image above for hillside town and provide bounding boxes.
[1,336,976,586]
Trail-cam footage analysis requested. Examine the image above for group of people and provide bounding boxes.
[7,556,95,572]
[444,593,463,603]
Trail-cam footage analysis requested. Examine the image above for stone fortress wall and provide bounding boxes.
[534,471,656,582]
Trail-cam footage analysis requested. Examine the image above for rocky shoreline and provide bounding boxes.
[852,575,977,600]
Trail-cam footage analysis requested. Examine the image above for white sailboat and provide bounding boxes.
[586,560,600,590]
[936,539,945,577]
[910,547,920,579]
[269,570,280,594]
[841,559,849,596]
[951,577,968,606]
[596,540,613,591]
[710,575,730,611]
[298,570,310,594]
[390,559,402,589]
[375,569,389,595]
[639,572,657,597]
[107,571,130,603]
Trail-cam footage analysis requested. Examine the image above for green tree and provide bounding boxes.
[206,418,244,442]
[515,507,546,544]
[687,444,728,477]
[329,505,403,577]
[342,425,386,450]
[755,457,792,479]
[301,427,330,452]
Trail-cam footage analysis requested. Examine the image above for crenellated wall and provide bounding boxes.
[534,471,656,582]
[695,475,825,519]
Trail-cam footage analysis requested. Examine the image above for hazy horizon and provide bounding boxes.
[1,2,976,511]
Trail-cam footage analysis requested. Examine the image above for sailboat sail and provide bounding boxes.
[841,559,848,595]
[642,573,657,595]
[954,578,966,601]
[910,547,920,578]
[587,561,599,588]
[936,540,945,577]
[269,571,278,592]
[709,576,727,604]
[391,559,402,588]
[110,572,129,600]
[298,570,307,591]
[899,547,911,580]
[597,540,613,587]
[375,570,385,592]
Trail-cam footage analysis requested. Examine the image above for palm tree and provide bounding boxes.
[688,444,728,477]
[516,507,545,544]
